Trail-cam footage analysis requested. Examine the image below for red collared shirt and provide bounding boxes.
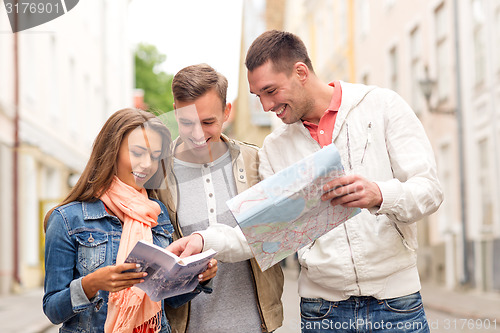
[303,81,342,147]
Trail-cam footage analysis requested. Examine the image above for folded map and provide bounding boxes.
[227,144,360,271]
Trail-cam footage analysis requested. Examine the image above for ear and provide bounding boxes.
[294,62,309,83]
[174,103,178,118]
[223,103,232,122]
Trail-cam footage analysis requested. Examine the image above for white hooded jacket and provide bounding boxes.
[200,81,443,301]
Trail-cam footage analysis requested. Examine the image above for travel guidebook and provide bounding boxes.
[226,144,361,271]
[125,240,216,301]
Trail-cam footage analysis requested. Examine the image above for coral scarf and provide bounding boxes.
[101,176,162,333]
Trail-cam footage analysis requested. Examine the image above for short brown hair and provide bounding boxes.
[172,64,228,108]
[245,30,314,75]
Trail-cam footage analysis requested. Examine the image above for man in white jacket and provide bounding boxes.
[169,30,443,333]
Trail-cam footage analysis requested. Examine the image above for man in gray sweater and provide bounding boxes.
[160,64,283,333]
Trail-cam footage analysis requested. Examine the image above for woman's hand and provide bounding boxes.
[81,263,147,299]
[198,259,217,283]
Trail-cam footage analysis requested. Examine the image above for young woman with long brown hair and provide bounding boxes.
[43,108,216,333]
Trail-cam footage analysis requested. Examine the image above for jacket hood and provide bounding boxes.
[332,81,377,142]
[337,81,378,112]
[269,81,377,144]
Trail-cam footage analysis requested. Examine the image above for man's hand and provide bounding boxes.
[166,233,204,258]
[321,174,382,209]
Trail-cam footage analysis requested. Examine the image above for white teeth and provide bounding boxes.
[132,172,146,179]
[193,139,207,146]
[275,105,286,116]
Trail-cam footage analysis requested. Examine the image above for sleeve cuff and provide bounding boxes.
[70,278,103,312]
[196,229,221,253]
[373,179,402,214]
[195,279,213,294]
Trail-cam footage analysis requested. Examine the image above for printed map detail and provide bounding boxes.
[227,144,360,271]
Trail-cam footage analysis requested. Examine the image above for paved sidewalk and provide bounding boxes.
[420,281,500,323]
[1,268,499,333]
[0,287,57,333]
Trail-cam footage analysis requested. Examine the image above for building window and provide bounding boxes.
[340,0,347,45]
[361,72,369,85]
[478,138,493,229]
[435,4,451,102]
[334,0,348,46]
[472,0,486,85]
[438,143,452,233]
[25,35,37,106]
[358,0,370,38]
[50,36,59,121]
[410,26,423,114]
[389,46,398,92]
[244,0,271,127]
[495,7,500,74]
[68,58,79,136]
[384,0,396,10]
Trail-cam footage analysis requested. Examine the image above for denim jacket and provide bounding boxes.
[43,198,209,333]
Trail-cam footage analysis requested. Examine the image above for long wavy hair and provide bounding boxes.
[44,108,172,230]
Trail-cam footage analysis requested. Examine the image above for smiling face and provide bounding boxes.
[174,89,230,163]
[248,61,314,124]
[116,126,163,191]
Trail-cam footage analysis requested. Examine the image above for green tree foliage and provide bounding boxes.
[134,43,178,137]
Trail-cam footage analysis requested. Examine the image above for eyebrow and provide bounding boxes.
[178,116,217,122]
[131,145,162,153]
[260,84,274,93]
[201,117,217,122]
[250,84,273,96]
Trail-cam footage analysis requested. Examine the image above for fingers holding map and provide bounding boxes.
[226,144,360,271]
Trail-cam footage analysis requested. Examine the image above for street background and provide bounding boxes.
[1,0,500,331]
[2,263,500,332]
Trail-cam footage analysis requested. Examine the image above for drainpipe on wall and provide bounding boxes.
[453,0,469,285]
[13,3,21,286]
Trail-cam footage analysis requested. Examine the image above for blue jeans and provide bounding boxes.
[300,292,430,333]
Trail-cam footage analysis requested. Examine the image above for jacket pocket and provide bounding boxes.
[382,292,424,313]
[75,231,108,272]
[300,297,336,320]
[391,221,418,252]
[152,224,173,248]
[297,230,349,290]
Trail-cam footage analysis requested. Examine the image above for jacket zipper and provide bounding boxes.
[346,123,352,170]
[360,122,372,164]
[344,124,361,294]
[392,222,416,252]
[343,224,361,295]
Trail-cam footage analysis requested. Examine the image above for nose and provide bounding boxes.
[259,96,274,112]
[192,122,205,139]
[139,154,153,169]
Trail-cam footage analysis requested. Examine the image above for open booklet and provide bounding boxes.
[226,143,360,271]
[125,240,216,301]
